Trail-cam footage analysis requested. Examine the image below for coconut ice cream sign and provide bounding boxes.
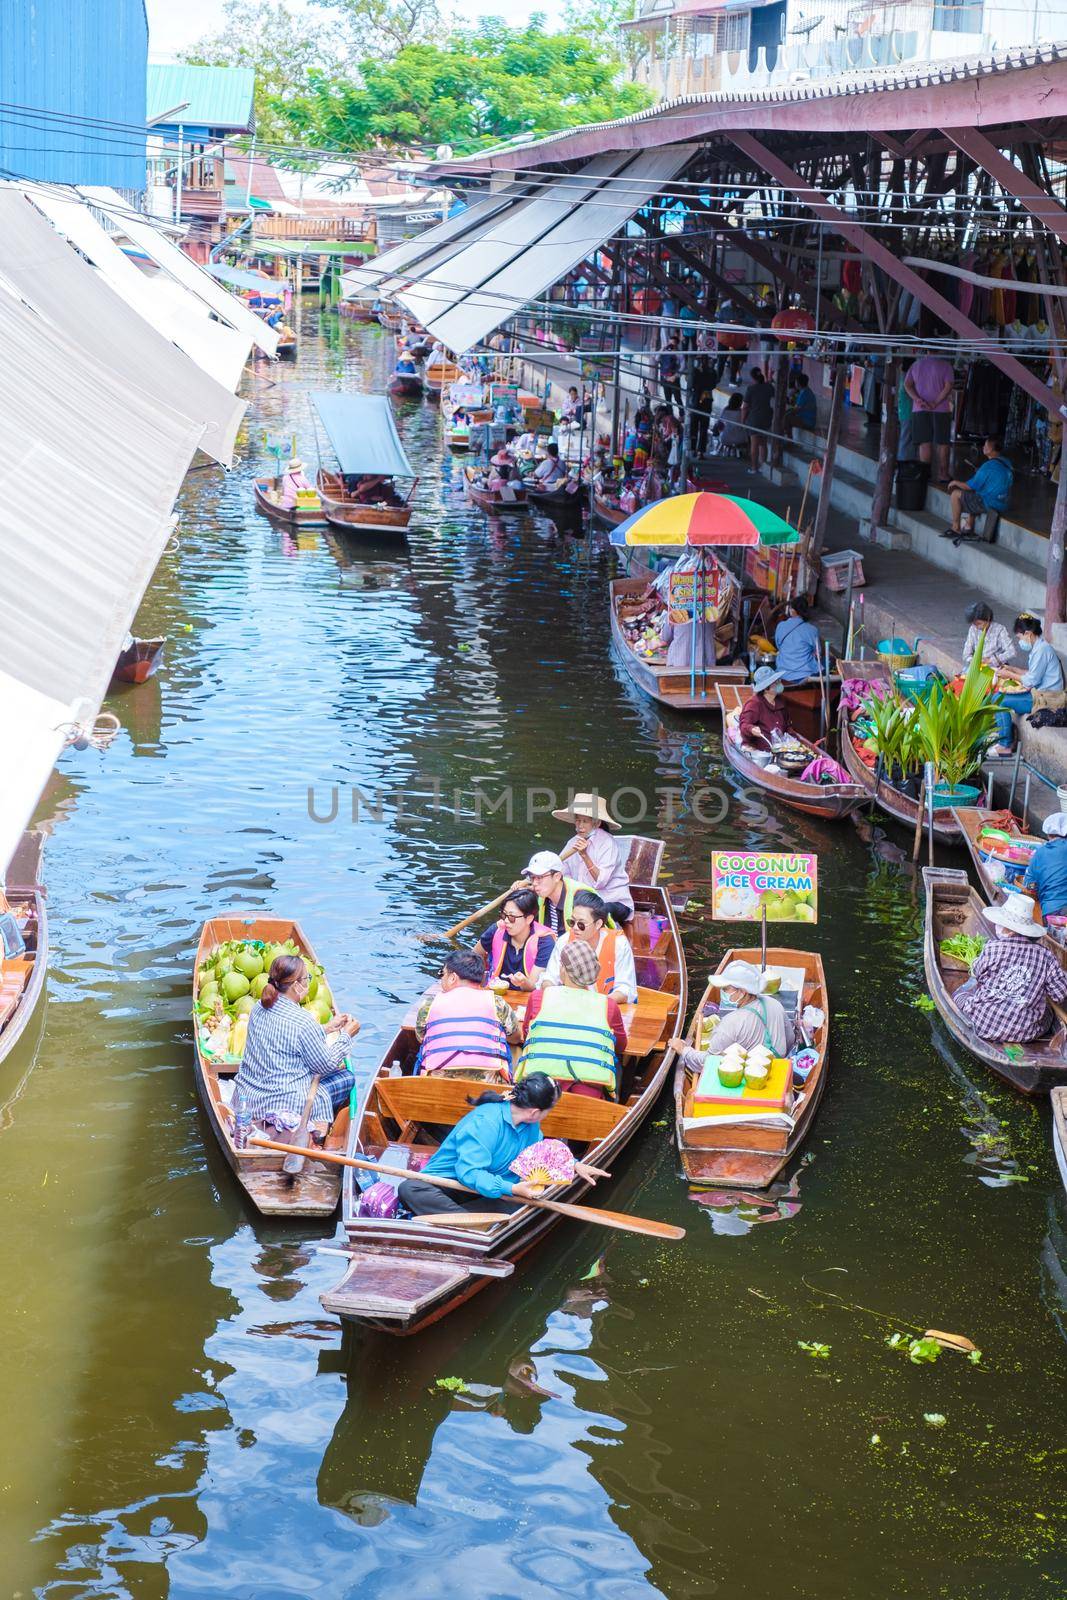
[711,852,818,924]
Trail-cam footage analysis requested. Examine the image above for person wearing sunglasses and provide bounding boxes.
[539,889,638,1003]
[475,888,556,993]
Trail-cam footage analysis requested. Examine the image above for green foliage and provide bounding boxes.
[797,1340,831,1359]
[939,932,987,966]
[859,689,922,778]
[910,640,997,789]
[181,1,337,144]
[277,23,653,154]
[434,1375,471,1393]
[562,0,648,79]
[886,1332,941,1364]
[911,993,936,1012]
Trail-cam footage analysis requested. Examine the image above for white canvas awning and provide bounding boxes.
[82,186,280,357]
[395,147,696,355]
[22,183,252,392]
[0,190,244,465]
[0,280,204,873]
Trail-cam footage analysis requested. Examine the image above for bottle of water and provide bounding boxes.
[233,1088,251,1151]
[389,1059,403,1077]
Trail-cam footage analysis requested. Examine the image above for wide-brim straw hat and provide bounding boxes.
[707,959,767,995]
[982,892,1045,938]
[286,459,304,471]
[552,792,620,831]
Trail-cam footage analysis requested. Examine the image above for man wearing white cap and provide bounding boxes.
[519,850,588,941]
[552,793,633,920]
[668,959,795,1065]
[955,891,1067,1043]
[1022,813,1067,920]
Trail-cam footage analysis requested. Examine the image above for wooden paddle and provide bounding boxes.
[282,1075,321,1177]
[417,844,578,945]
[248,1136,686,1241]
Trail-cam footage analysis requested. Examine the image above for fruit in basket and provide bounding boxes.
[234,949,264,980]
[233,994,255,1015]
[250,972,269,999]
[221,970,251,1003]
[198,979,220,1008]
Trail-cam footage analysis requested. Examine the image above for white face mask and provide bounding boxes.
[1019,638,1034,654]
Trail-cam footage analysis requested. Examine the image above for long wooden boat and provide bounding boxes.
[425,359,461,391]
[321,852,685,1334]
[610,576,747,712]
[952,806,1039,902]
[276,334,297,360]
[593,493,627,528]
[1054,1087,1067,1195]
[389,369,424,399]
[111,636,165,687]
[377,304,403,334]
[464,470,528,514]
[674,945,828,1188]
[339,299,378,323]
[253,476,327,529]
[192,914,351,1215]
[0,831,47,1070]
[837,712,961,841]
[922,867,1067,1096]
[318,469,416,539]
[526,483,582,513]
[718,685,867,820]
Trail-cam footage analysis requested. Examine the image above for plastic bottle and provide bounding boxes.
[233,1088,251,1150]
[389,1059,403,1077]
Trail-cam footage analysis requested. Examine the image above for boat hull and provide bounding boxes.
[718,685,866,820]
[389,374,424,399]
[253,478,327,529]
[838,714,960,841]
[111,637,165,686]
[0,832,47,1071]
[952,806,1039,902]
[1054,1088,1067,1195]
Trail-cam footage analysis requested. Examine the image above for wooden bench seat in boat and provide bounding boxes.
[372,1073,628,1144]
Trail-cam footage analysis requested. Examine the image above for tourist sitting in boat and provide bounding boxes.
[415,951,521,1076]
[1023,814,1067,919]
[519,941,628,1099]
[669,960,796,1063]
[475,888,555,992]
[235,954,360,1141]
[739,666,790,751]
[954,892,1067,1042]
[426,342,447,370]
[774,598,823,684]
[962,601,1015,670]
[552,793,633,920]
[532,443,566,488]
[539,890,638,1003]
[991,613,1066,756]
[396,1075,563,1215]
[519,850,588,940]
[276,458,314,509]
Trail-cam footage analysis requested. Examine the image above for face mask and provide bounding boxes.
[1020,638,1034,653]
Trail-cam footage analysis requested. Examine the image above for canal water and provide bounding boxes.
[5,306,1067,1599]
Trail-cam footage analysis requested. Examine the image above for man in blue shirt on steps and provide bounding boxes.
[944,437,1013,545]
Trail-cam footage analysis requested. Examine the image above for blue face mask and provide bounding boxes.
[1020,638,1034,653]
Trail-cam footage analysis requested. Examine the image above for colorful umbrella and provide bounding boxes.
[609,493,800,548]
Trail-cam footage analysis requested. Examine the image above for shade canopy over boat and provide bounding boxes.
[311,392,415,479]
[609,493,800,548]
[206,262,279,293]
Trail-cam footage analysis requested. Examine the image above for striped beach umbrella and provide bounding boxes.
[609,493,800,548]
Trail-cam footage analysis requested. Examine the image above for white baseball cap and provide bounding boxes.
[524,850,565,876]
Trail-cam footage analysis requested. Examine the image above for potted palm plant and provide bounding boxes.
[910,641,996,805]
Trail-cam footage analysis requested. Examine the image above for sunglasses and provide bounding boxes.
[502,911,527,924]
[566,918,593,931]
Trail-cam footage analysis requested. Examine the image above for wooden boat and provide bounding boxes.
[276,333,297,360]
[0,831,47,1070]
[593,493,627,528]
[317,469,416,539]
[717,685,867,820]
[377,304,403,334]
[526,482,583,513]
[389,369,424,399]
[321,846,685,1335]
[192,914,352,1215]
[837,712,961,842]
[1054,1087,1067,1195]
[922,867,1067,1096]
[339,298,378,323]
[253,476,327,529]
[610,576,747,712]
[674,945,828,1187]
[952,806,1039,902]
[424,359,461,391]
[111,636,165,687]
[463,467,528,514]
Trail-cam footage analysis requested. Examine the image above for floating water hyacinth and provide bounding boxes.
[511,1138,575,1189]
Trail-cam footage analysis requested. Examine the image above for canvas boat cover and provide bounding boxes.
[311,392,415,478]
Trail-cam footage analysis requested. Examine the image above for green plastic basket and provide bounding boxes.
[930,782,981,811]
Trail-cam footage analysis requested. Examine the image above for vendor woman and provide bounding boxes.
[738,665,790,751]
[552,793,633,920]
[991,613,1065,755]
[1023,813,1067,918]
[656,603,719,672]
[235,955,361,1140]
[773,597,823,684]
[962,601,1015,670]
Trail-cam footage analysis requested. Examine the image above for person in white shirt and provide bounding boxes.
[961,601,1015,671]
[552,793,633,919]
[540,890,638,1003]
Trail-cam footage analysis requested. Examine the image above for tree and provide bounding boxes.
[562,0,649,80]
[313,0,447,57]
[278,22,653,155]
[181,1,339,144]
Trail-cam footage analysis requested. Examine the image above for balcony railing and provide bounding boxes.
[253,216,371,241]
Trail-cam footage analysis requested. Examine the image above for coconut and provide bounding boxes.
[744,1060,771,1089]
[233,949,264,980]
[198,980,220,1007]
[221,970,251,1004]
[261,943,288,972]
[717,1059,745,1088]
[250,973,269,999]
[232,994,255,1015]
[305,997,332,1025]
[305,974,319,1002]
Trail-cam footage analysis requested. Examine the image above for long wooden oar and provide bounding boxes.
[417,843,578,945]
[282,1075,321,1177]
[248,1136,685,1241]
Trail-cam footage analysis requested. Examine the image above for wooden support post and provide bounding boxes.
[810,364,846,562]
[1048,463,1067,626]
[870,358,900,533]
[771,350,789,471]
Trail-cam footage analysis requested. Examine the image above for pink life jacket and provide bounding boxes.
[488,921,553,982]
[419,985,510,1075]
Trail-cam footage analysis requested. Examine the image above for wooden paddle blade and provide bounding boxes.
[417,1212,503,1228]
[542,1197,685,1241]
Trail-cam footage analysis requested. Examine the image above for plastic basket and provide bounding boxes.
[930,782,982,811]
[878,644,918,670]
[896,672,938,704]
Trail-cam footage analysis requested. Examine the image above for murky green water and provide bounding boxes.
[5,307,1067,1599]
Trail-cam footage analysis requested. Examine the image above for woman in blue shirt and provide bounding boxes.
[1023,812,1067,917]
[396,1074,605,1215]
[992,612,1065,754]
[773,597,823,683]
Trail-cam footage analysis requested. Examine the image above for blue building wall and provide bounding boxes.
[0,0,148,189]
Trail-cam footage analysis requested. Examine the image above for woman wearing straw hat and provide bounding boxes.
[955,892,1067,1043]
[553,793,633,921]
[278,458,314,510]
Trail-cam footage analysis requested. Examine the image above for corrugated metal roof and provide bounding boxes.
[147,63,255,132]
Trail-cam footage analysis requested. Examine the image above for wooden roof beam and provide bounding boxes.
[942,124,1067,252]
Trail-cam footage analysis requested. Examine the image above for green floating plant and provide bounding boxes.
[435,1375,471,1394]
[797,1340,831,1360]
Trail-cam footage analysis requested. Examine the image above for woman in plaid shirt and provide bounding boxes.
[955,893,1067,1043]
[236,955,360,1137]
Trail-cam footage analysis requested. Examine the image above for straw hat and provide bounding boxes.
[982,892,1044,938]
[286,458,304,471]
[560,940,600,988]
[491,447,511,466]
[707,960,768,995]
[752,665,786,694]
[552,793,620,832]
[1043,813,1067,838]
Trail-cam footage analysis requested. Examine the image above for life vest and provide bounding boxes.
[517,986,618,1095]
[557,931,620,996]
[418,985,511,1076]
[488,921,553,982]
